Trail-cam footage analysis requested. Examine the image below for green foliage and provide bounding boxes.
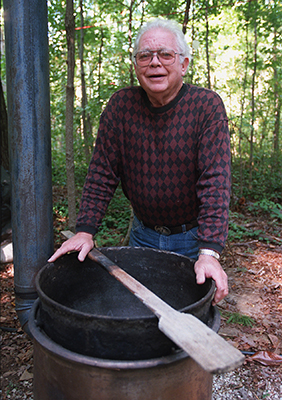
[231,153,282,201]
[146,0,181,19]
[52,150,67,186]
[53,198,70,219]
[51,135,89,188]
[221,311,255,327]
[228,220,263,242]
[52,184,131,247]
[247,199,282,221]
[95,185,131,247]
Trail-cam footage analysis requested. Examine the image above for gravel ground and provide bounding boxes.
[213,365,282,399]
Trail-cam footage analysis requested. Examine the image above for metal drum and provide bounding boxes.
[30,299,220,400]
[30,247,221,399]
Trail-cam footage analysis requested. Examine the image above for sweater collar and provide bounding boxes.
[140,84,187,114]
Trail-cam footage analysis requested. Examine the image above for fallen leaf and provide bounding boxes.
[240,334,256,347]
[248,351,282,366]
[19,369,33,381]
[3,370,16,378]
[268,334,280,349]
[17,348,33,362]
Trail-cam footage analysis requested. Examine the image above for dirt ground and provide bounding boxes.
[1,208,282,399]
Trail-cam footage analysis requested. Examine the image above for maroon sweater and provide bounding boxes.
[76,84,231,253]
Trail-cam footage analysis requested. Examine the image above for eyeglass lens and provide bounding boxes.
[135,50,176,66]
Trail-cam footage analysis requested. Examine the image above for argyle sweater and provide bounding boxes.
[76,84,231,253]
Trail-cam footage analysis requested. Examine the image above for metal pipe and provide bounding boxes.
[3,0,53,335]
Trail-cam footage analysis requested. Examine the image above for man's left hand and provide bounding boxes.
[194,254,228,305]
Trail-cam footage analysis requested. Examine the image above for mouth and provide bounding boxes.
[147,74,166,79]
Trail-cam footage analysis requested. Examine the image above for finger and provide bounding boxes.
[48,247,68,262]
[47,255,55,262]
[213,289,222,305]
[77,247,89,262]
[213,287,228,305]
[47,241,74,262]
[212,281,228,305]
[195,267,206,285]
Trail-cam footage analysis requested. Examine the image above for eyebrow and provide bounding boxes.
[138,48,171,52]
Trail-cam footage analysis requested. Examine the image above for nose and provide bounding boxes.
[149,53,161,66]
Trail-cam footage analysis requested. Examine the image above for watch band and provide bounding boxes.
[199,249,220,260]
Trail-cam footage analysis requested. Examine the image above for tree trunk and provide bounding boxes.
[249,20,257,191]
[65,0,76,232]
[182,0,191,35]
[273,86,281,154]
[79,0,92,163]
[128,0,135,86]
[0,78,9,171]
[273,28,280,154]
[238,23,249,197]
[98,26,104,113]
[189,0,195,84]
[205,0,211,89]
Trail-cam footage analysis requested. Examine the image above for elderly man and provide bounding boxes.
[49,18,231,305]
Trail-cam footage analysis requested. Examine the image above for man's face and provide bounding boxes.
[134,28,189,107]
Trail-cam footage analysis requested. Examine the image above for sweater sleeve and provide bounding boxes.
[196,93,231,253]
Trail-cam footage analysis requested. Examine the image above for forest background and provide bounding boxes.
[1,0,282,247]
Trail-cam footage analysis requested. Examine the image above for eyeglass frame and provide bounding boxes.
[134,49,184,67]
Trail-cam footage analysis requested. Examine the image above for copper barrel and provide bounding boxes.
[30,299,219,400]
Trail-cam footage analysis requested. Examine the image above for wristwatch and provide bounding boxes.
[199,249,220,260]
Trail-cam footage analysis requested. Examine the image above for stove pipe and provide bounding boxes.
[3,0,54,335]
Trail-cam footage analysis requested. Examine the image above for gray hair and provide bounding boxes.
[133,19,191,65]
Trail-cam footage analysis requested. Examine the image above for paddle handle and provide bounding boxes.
[88,247,174,318]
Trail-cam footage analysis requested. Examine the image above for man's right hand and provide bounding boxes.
[48,232,94,263]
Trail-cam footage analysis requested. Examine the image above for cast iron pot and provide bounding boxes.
[35,247,217,361]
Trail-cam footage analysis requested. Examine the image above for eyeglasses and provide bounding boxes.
[134,49,183,67]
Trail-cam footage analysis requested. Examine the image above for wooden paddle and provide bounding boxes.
[62,231,244,374]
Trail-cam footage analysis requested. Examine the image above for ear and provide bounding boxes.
[181,57,189,76]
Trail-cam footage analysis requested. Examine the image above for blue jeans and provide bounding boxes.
[129,215,199,260]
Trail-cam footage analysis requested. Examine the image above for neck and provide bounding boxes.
[147,82,183,108]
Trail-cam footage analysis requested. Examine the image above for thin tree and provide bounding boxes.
[273,28,280,154]
[249,18,257,191]
[189,0,197,84]
[79,0,92,163]
[65,0,76,231]
[97,26,104,113]
[188,0,196,84]
[128,0,135,86]
[182,0,192,35]
[205,0,211,89]
[238,22,249,197]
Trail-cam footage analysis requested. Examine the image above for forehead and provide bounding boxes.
[138,28,177,51]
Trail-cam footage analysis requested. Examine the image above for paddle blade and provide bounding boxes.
[158,311,244,374]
